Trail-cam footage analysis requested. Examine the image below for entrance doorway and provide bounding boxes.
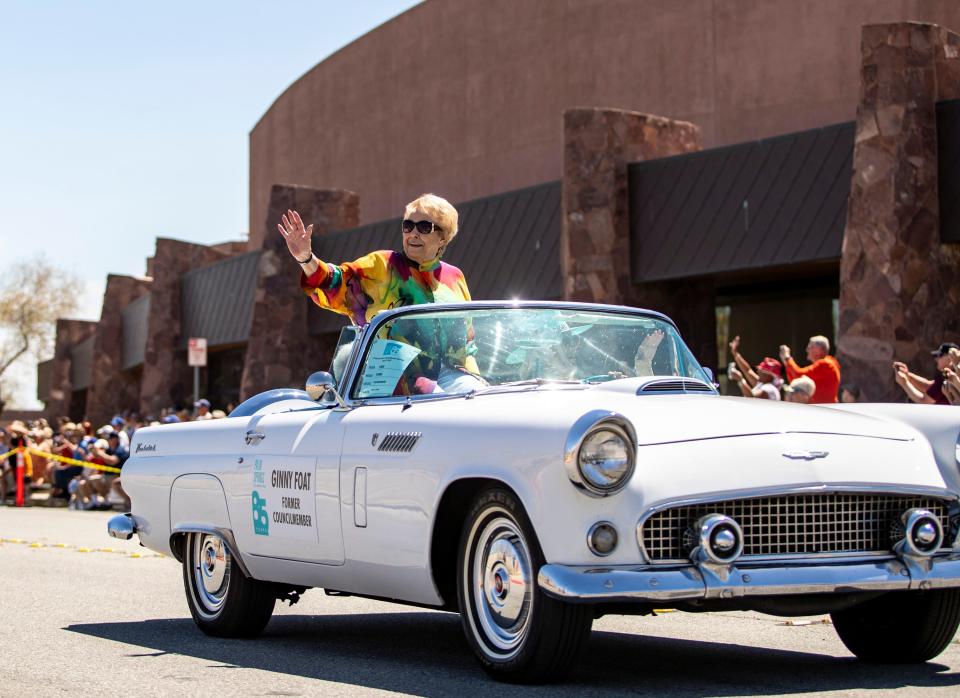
[716,276,838,396]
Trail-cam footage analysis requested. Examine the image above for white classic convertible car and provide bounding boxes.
[109,301,960,682]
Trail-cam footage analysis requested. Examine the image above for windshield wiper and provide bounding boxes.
[476,378,584,394]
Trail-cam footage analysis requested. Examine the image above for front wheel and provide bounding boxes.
[456,487,593,683]
[182,532,276,637]
[831,588,960,663]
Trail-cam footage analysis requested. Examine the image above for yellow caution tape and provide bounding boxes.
[0,447,120,474]
[27,448,121,474]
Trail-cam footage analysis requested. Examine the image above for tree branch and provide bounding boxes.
[0,336,30,378]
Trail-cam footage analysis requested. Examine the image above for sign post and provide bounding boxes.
[188,337,208,406]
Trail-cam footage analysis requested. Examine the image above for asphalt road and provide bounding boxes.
[2,506,959,697]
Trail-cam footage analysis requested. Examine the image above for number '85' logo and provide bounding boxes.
[252,491,269,536]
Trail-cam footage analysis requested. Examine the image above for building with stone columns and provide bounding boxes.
[36,1,960,422]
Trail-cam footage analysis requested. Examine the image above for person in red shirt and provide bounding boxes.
[779,335,841,404]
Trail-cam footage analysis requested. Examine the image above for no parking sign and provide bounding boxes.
[188,337,207,367]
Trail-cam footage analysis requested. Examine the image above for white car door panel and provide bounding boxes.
[222,410,347,565]
[339,404,440,573]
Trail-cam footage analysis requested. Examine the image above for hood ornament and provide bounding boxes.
[782,450,829,461]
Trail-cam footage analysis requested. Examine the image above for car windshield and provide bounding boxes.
[351,307,708,399]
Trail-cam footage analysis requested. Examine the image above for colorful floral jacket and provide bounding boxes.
[300,249,471,326]
[300,250,478,388]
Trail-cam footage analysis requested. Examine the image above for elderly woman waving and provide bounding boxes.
[279,193,471,325]
[278,193,480,392]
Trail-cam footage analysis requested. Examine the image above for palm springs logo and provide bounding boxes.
[252,491,269,536]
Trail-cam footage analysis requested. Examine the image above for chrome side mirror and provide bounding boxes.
[305,371,349,409]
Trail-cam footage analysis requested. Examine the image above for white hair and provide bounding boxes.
[809,335,830,353]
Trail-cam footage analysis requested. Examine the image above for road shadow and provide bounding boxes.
[66,612,960,696]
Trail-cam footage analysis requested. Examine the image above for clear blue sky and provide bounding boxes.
[0,0,421,407]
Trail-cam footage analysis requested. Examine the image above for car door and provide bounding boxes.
[337,402,439,580]
[222,408,348,565]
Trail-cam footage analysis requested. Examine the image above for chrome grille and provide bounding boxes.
[640,493,952,562]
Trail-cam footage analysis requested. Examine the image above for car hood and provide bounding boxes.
[458,383,947,497]
[582,385,918,445]
[474,380,918,445]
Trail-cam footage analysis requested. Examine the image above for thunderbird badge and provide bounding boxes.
[782,450,829,460]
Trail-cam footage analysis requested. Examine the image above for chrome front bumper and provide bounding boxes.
[537,554,960,603]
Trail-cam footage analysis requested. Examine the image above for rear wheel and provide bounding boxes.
[182,532,276,637]
[831,588,960,662]
[456,487,593,683]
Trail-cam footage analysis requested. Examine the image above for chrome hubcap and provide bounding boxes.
[472,515,532,654]
[192,534,231,616]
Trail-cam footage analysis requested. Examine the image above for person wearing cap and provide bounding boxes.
[29,425,54,487]
[784,375,816,404]
[70,437,113,509]
[780,335,841,404]
[76,431,130,510]
[162,414,180,424]
[110,416,130,449]
[893,343,959,405]
[194,399,213,420]
[729,357,782,400]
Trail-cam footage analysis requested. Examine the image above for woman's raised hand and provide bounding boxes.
[636,328,664,361]
[277,210,314,262]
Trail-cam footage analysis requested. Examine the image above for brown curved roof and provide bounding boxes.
[250,0,960,246]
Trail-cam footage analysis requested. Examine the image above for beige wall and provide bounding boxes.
[250,0,960,246]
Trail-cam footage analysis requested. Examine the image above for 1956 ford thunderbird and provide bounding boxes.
[109,301,960,682]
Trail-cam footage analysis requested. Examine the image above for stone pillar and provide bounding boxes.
[85,274,152,425]
[44,319,97,422]
[561,108,701,304]
[560,108,715,366]
[240,184,360,400]
[139,239,227,416]
[838,23,960,402]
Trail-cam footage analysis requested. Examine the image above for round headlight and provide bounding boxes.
[564,411,637,497]
[579,428,632,490]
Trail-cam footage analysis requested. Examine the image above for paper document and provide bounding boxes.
[355,339,422,397]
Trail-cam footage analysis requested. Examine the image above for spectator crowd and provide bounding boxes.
[727,334,960,405]
[0,399,227,509]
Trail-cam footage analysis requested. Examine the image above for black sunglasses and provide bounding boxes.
[402,219,442,235]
